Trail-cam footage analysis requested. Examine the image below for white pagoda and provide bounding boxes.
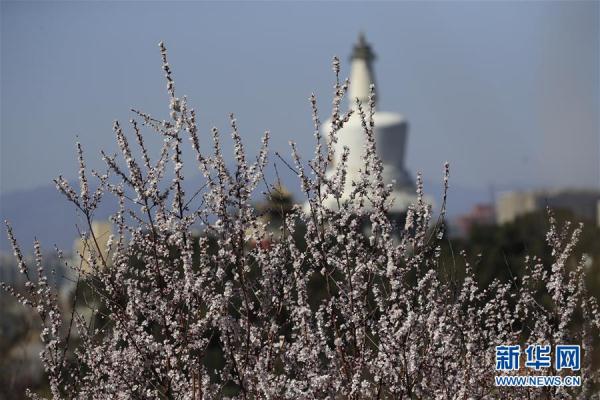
[322,33,417,214]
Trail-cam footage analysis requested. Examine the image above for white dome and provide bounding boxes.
[321,114,417,212]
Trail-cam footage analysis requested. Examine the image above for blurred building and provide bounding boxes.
[0,252,22,285]
[454,203,495,237]
[249,184,294,249]
[73,220,113,272]
[318,33,421,216]
[496,189,600,225]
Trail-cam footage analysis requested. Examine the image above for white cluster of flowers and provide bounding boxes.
[3,42,600,400]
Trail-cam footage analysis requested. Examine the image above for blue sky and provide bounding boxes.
[1,1,598,197]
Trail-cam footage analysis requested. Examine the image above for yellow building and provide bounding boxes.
[496,189,600,225]
[73,221,113,272]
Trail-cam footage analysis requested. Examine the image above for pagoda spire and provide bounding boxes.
[349,32,376,109]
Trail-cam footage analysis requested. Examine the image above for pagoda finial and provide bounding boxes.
[349,32,376,109]
[351,32,376,62]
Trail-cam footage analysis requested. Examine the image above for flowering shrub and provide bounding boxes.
[3,42,599,399]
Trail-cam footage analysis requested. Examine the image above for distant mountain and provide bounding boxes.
[0,183,116,253]
[0,171,487,253]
